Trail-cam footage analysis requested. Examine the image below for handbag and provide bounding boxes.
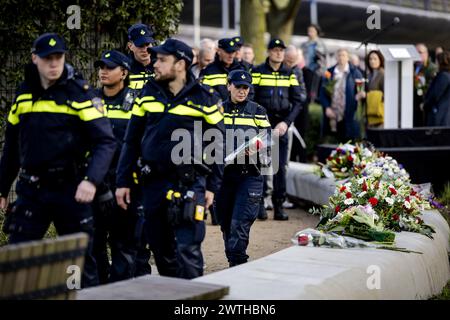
[366,90,384,126]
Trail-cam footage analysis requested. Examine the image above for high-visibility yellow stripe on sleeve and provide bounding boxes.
[251,73,261,85]
[107,109,132,120]
[141,101,165,113]
[290,74,300,86]
[258,78,290,87]
[255,118,271,128]
[202,74,228,87]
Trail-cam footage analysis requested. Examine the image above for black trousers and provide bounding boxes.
[142,175,206,279]
[7,178,99,288]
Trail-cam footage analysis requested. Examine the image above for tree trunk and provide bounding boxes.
[267,0,302,44]
[240,0,267,64]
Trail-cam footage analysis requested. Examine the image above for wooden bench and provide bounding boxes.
[77,275,229,300]
[0,232,88,300]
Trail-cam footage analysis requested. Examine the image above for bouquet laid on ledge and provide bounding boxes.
[310,174,435,239]
[319,142,376,180]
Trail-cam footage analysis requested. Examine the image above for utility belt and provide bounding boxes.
[18,165,80,186]
[165,188,206,226]
[225,164,260,176]
[138,159,212,186]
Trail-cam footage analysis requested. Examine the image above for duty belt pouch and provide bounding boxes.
[182,190,196,223]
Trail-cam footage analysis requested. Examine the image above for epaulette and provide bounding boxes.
[72,78,91,92]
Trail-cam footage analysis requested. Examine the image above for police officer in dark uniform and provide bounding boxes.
[0,33,116,287]
[127,23,156,90]
[252,38,305,221]
[233,36,253,71]
[116,39,225,279]
[126,23,156,276]
[200,38,250,101]
[92,49,146,283]
[215,70,271,267]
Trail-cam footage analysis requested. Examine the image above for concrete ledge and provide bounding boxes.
[286,162,335,205]
[194,210,450,299]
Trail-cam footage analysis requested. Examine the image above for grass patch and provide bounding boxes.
[430,281,450,300]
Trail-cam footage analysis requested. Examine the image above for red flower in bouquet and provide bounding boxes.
[369,197,378,206]
[340,186,346,192]
[362,182,368,192]
[335,205,341,213]
[346,192,352,199]
[389,187,397,195]
[392,214,400,221]
[347,155,354,162]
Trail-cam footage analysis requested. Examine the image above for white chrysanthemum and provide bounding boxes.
[358,191,367,198]
[344,198,354,205]
[385,197,394,205]
[404,201,411,209]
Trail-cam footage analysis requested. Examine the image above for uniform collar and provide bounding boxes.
[264,58,288,73]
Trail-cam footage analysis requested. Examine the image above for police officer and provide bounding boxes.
[126,23,156,276]
[0,33,116,287]
[233,36,253,71]
[92,49,147,283]
[115,39,225,279]
[252,38,305,221]
[215,70,271,267]
[200,38,250,101]
[127,23,155,90]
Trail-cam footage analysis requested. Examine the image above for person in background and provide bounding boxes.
[320,48,362,143]
[358,50,385,128]
[242,43,255,67]
[233,36,252,70]
[252,38,305,221]
[414,43,438,127]
[190,46,215,78]
[350,53,364,76]
[424,50,450,126]
[300,24,327,103]
[284,45,308,164]
[127,23,155,90]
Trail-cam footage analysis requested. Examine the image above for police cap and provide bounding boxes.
[128,23,155,47]
[32,33,67,58]
[268,38,287,50]
[218,38,239,53]
[228,70,252,87]
[94,50,131,70]
[232,36,244,48]
[149,38,194,67]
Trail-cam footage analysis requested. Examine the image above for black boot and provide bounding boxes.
[273,199,288,221]
[257,199,268,220]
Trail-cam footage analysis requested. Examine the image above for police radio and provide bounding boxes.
[122,89,139,111]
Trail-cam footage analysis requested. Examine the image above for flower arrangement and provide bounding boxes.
[361,155,410,185]
[311,174,435,239]
[320,143,375,180]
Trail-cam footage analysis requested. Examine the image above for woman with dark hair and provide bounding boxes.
[424,50,450,126]
[360,50,385,127]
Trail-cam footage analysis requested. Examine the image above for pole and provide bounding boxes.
[310,0,318,25]
[234,0,240,34]
[194,0,200,47]
[222,0,229,37]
